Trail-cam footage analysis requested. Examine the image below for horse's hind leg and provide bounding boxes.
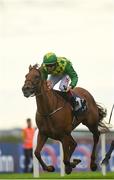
[89,127,100,171]
[34,132,55,172]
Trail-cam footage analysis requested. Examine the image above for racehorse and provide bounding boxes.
[22,64,107,174]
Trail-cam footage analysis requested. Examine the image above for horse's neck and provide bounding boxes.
[36,82,57,114]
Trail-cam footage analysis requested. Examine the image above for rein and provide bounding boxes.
[37,105,65,118]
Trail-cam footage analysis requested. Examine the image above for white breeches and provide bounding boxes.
[48,74,70,91]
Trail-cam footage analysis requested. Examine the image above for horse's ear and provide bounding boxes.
[29,65,32,71]
[34,63,39,69]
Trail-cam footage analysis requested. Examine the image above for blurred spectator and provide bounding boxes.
[22,118,35,173]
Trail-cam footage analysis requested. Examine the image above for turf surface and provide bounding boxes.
[0,172,113,179]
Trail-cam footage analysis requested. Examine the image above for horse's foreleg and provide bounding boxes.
[68,136,81,168]
[90,129,100,171]
[34,132,55,172]
[69,135,77,159]
[61,135,73,174]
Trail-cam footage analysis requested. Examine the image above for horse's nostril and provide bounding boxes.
[25,86,29,90]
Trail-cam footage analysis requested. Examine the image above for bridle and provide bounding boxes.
[25,67,65,117]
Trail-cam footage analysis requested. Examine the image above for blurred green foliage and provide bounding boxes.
[0,136,22,143]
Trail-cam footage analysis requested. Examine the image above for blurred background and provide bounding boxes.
[0,0,114,174]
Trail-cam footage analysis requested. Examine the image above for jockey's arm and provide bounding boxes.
[65,62,78,88]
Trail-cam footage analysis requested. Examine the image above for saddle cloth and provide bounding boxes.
[73,96,87,115]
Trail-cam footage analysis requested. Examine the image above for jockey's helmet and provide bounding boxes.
[43,52,57,65]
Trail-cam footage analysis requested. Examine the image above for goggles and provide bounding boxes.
[45,63,56,68]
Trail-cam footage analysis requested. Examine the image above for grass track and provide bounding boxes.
[0,172,113,179]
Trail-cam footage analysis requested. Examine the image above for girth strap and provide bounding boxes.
[37,105,65,118]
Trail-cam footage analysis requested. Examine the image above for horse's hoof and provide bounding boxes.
[73,159,81,165]
[101,158,109,166]
[90,163,97,171]
[70,159,81,168]
[70,162,76,168]
[65,166,72,174]
[47,165,55,172]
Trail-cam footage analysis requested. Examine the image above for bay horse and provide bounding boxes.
[22,64,107,174]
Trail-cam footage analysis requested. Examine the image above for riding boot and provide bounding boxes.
[70,96,79,110]
[67,91,78,112]
[68,91,87,115]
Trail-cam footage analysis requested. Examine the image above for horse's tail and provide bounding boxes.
[97,104,110,133]
[97,104,107,121]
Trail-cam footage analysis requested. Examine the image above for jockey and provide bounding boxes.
[41,52,79,112]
